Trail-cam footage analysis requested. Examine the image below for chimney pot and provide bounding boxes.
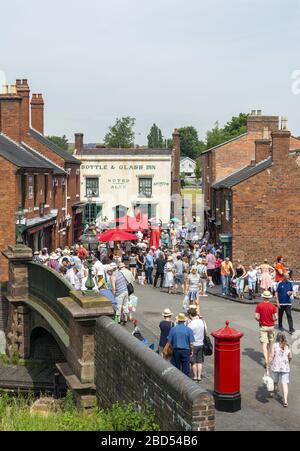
[75,133,84,153]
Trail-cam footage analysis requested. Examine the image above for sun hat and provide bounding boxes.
[176,313,187,322]
[50,252,60,260]
[162,308,173,317]
[262,290,273,299]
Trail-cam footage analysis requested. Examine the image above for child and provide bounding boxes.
[271,333,292,408]
[246,265,258,300]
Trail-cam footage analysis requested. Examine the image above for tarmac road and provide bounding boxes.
[130,284,300,431]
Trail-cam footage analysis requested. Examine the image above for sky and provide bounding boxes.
[1,0,300,144]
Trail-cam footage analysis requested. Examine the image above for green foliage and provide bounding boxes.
[0,354,42,369]
[195,160,202,180]
[147,124,164,148]
[205,113,248,150]
[178,126,201,160]
[0,392,160,432]
[104,117,135,148]
[47,135,69,151]
[104,402,160,432]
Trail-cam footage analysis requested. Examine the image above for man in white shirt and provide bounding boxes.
[92,256,105,277]
[188,310,207,382]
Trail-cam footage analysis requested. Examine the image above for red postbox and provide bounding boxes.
[211,321,244,413]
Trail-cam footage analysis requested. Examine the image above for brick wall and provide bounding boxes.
[232,133,300,276]
[95,317,215,432]
[0,157,17,282]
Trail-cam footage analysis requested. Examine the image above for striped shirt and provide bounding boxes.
[115,271,128,297]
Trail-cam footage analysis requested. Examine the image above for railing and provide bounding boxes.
[27,262,73,329]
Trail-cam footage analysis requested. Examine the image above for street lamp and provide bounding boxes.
[87,194,93,225]
[16,206,27,245]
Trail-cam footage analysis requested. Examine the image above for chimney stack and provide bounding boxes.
[255,139,272,163]
[75,133,84,153]
[172,128,181,196]
[0,85,22,142]
[247,110,280,134]
[16,79,30,137]
[271,130,291,163]
[31,93,44,134]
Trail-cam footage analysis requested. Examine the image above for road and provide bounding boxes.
[130,284,300,431]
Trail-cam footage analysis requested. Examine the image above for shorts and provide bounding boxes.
[259,326,275,344]
[130,264,136,268]
[207,269,214,277]
[272,372,290,385]
[175,275,184,285]
[191,346,204,364]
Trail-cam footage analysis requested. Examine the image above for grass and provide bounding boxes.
[0,391,160,431]
[0,354,43,369]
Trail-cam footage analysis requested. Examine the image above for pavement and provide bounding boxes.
[129,283,300,431]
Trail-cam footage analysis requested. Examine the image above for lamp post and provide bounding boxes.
[87,194,93,225]
[16,206,27,246]
[85,254,96,294]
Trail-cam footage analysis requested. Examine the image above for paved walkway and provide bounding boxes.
[130,284,300,431]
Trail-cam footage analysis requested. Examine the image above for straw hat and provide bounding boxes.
[50,252,60,260]
[162,308,173,317]
[176,313,187,322]
[262,291,273,299]
[168,256,173,262]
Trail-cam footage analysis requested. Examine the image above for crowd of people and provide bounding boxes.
[32,229,296,408]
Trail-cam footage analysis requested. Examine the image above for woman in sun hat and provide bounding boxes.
[158,309,175,357]
[164,256,175,294]
[48,252,60,272]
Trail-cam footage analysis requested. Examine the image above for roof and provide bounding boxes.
[21,143,66,175]
[180,155,196,163]
[212,157,272,189]
[29,128,80,164]
[76,147,172,156]
[0,134,58,171]
[201,133,248,155]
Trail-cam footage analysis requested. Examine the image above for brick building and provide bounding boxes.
[201,111,300,214]
[211,124,300,275]
[0,80,82,281]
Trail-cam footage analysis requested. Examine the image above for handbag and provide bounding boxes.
[162,341,173,358]
[202,320,213,356]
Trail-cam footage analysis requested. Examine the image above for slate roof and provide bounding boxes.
[212,157,272,189]
[0,134,55,170]
[77,147,172,156]
[21,143,65,175]
[30,128,80,164]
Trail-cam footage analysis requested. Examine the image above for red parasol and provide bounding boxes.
[98,229,138,242]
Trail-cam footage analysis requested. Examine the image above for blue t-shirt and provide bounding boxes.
[276,281,293,305]
[145,254,154,270]
[167,324,195,350]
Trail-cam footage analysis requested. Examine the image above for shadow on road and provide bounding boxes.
[242,347,264,368]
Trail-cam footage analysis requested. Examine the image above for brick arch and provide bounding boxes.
[30,326,66,364]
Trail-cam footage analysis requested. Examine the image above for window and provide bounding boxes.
[44,175,48,204]
[86,178,99,197]
[225,197,231,222]
[139,178,152,197]
[21,173,27,209]
[34,175,38,207]
[85,204,102,223]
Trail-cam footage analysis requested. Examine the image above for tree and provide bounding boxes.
[147,123,164,148]
[195,160,202,181]
[205,113,248,150]
[178,126,201,160]
[47,135,69,151]
[104,117,135,148]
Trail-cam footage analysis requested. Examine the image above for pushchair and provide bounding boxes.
[229,278,238,298]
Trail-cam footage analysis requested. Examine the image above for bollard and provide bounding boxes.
[211,321,244,413]
[53,372,60,399]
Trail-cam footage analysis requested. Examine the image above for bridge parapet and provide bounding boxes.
[2,244,114,408]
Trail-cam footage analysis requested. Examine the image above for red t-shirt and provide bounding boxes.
[256,302,277,327]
